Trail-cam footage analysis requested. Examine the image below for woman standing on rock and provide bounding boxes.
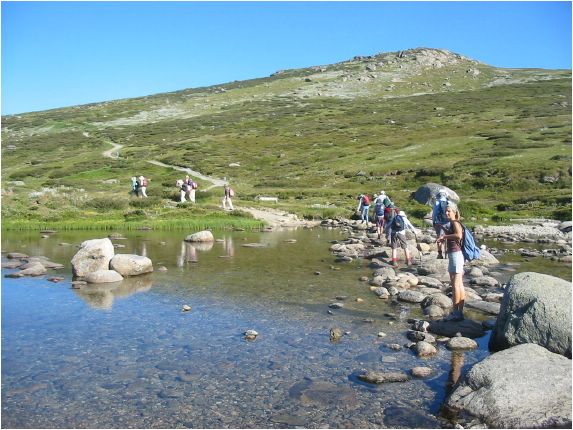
[436,202,466,321]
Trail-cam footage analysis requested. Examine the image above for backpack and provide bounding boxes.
[383,197,394,208]
[229,188,235,197]
[142,178,148,187]
[191,181,198,190]
[453,221,481,261]
[362,195,370,205]
[392,215,405,231]
[435,199,449,224]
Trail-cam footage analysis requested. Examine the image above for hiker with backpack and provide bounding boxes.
[436,201,466,321]
[223,184,235,210]
[176,179,187,202]
[387,210,420,267]
[379,192,397,239]
[185,175,198,203]
[373,193,386,239]
[432,189,449,258]
[130,176,139,196]
[356,194,370,225]
[138,176,148,198]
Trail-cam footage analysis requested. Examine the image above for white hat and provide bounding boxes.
[379,190,386,195]
[139,176,144,180]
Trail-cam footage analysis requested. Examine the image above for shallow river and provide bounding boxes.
[0,228,567,428]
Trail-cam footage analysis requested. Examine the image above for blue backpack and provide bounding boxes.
[436,200,449,224]
[392,215,405,231]
[454,221,481,261]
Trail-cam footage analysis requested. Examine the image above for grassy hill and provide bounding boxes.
[2,48,571,230]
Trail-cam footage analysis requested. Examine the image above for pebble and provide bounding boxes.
[182,305,192,312]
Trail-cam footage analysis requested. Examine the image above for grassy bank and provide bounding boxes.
[2,48,570,224]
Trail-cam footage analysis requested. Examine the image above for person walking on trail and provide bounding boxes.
[223,184,235,210]
[356,194,370,225]
[387,210,420,267]
[373,193,386,239]
[432,189,450,259]
[130,177,138,196]
[138,176,148,198]
[176,179,187,202]
[185,175,198,203]
[436,201,466,321]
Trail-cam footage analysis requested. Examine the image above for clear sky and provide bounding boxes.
[1,1,571,115]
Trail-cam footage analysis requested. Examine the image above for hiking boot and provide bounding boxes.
[437,252,444,259]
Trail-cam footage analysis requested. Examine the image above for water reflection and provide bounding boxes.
[177,241,216,267]
[446,351,465,395]
[73,275,153,310]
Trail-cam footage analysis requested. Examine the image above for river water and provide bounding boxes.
[0,228,568,428]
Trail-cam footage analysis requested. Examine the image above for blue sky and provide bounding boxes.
[2,1,571,115]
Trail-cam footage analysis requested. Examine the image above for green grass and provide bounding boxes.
[2,48,571,226]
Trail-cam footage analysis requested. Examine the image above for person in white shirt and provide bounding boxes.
[386,210,420,266]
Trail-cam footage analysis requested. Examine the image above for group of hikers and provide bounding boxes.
[174,176,235,210]
[129,175,235,210]
[357,188,469,322]
[130,176,149,198]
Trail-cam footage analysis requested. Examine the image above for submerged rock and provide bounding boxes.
[358,370,410,384]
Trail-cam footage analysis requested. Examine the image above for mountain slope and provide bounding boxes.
[2,48,571,225]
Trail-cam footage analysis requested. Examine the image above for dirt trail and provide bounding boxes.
[103,142,314,228]
[102,142,123,159]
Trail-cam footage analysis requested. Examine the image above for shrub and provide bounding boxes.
[85,197,128,211]
[129,196,162,208]
[124,209,146,221]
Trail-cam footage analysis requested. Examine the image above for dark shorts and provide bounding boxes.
[433,223,445,237]
[376,215,385,227]
[391,232,408,250]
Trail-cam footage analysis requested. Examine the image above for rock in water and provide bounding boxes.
[358,371,410,384]
[490,272,572,357]
[185,230,215,242]
[445,343,572,428]
[110,254,153,276]
[71,238,115,279]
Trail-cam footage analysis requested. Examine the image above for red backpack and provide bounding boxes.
[362,195,370,205]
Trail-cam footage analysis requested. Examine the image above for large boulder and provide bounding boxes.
[490,272,572,357]
[445,343,572,428]
[413,183,460,206]
[110,254,153,277]
[71,238,115,279]
[185,230,215,243]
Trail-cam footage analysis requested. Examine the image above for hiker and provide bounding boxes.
[373,193,386,239]
[432,189,450,258]
[130,176,138,196]
[185,175,197,203]
[380,191,396,239]
[387,210,419,266]
[176,179,187,202]
[436,201,466,321]
[356,194,370,225]
[223,184,234,210]
[138,176,148,198]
